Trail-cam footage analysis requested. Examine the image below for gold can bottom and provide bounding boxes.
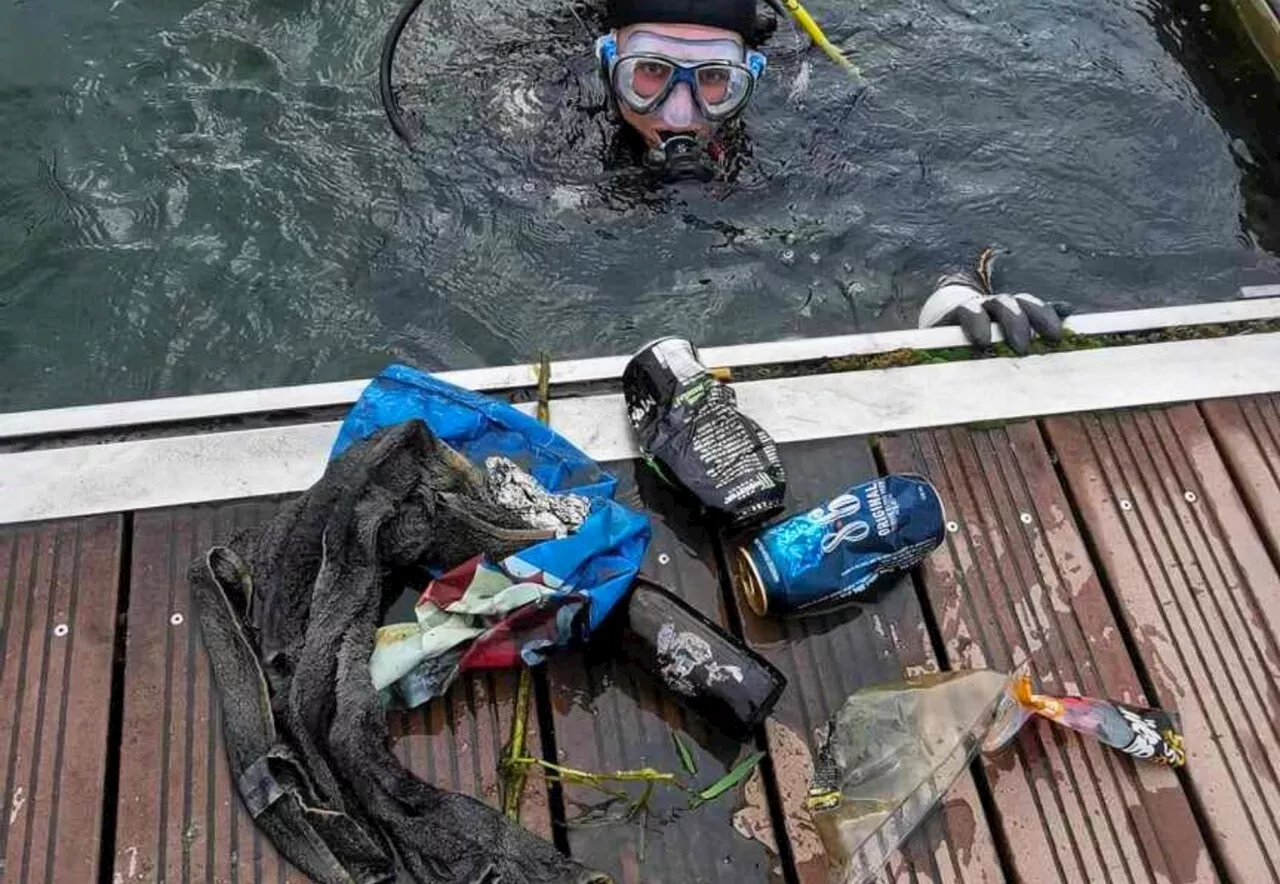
[734,546,769,617]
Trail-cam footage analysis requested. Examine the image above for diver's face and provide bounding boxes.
[614,23,745,148]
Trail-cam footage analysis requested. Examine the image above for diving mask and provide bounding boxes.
[596,32,766,124]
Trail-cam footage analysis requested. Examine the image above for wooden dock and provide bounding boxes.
[3,393,1279,883]
[1,303,1278,884]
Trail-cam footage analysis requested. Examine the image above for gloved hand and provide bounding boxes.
[917,249,1074,355]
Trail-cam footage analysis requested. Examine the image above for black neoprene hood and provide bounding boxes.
[606,0,758,42]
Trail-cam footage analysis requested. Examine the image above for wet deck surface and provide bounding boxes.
[3,393,1280,884]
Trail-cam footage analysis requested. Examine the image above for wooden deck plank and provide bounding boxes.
[113,501,298,884]
[113,499,551,883]
[1200,394,1280,565]
[390,667,554,843]
[722,438,1004,884]
[883,422,1216,884]
[0,516,123,884]
[1046,405,1280,883]
[546,461,779,884]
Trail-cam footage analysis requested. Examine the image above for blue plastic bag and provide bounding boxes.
[333,363,616,500]
[335,365,651,706]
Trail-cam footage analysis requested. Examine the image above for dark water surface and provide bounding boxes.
[1,0,1278,411]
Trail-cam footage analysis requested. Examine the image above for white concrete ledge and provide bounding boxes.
[1,333,1276,525]
[2,298,1277,441]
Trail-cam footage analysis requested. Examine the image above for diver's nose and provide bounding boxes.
[657,82,697,129]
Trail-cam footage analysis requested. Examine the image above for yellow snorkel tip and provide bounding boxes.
[780,0,863,80]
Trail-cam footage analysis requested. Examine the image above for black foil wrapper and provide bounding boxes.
[624,338,786,527]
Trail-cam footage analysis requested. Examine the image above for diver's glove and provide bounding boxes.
[917,249,1074,355]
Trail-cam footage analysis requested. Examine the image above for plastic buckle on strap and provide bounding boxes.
[238,753,287,819]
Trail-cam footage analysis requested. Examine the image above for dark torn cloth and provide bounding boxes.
[189,420,607,884]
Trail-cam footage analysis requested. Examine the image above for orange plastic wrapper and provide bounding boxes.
[984,673,1186,768]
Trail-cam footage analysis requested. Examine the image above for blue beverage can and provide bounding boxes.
[735,475,946,616]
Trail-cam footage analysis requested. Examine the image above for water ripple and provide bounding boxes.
[0,0,1277,409]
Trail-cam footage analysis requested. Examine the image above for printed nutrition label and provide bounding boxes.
[689,405,770,491]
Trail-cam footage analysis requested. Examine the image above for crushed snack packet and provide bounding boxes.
[988,673,1186,768]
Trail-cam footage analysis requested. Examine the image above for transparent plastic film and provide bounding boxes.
[806,670,1010,884]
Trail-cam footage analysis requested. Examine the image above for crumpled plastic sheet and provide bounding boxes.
[807,671,1010,884]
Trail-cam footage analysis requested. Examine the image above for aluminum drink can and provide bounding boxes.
[735,475,946,616]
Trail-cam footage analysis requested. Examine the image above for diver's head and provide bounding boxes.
[599,0,764,180]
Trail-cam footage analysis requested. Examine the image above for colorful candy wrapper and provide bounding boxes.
[985,673,1186,768]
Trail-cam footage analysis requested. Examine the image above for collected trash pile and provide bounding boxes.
[191,340,1186,884]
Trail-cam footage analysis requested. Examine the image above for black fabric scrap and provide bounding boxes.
[189,419,608,884]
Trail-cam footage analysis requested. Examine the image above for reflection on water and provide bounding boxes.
[1144,0,1280,256]
[0,0,1277,411]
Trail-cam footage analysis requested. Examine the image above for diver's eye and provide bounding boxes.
[696,67,733,105]
[636,61,670,78]
[629,60,673,100]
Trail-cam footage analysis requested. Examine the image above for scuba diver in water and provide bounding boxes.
[589,0,1074,347]
[377,0,1071,352]
[595,0,770,181]
[380,0,776,182]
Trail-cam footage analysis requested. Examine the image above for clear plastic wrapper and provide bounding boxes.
[806,671,1010,884]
